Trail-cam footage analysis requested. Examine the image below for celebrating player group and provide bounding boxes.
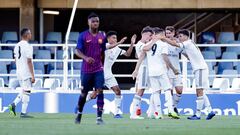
[73,12,216,125]
[8,12,216,125]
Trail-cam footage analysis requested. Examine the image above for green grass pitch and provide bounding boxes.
[0,113,240,135]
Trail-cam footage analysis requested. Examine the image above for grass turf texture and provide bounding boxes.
[0,113,239,135]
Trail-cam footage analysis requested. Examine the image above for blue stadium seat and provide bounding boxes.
[237,63,240,74]
[217,32,235,44]
[202,51,216,66]
[1,31,18,43]
[199,32,216,44]
[222,51,238,66]
[226,41,240,55]
[73,61,82,70]
[208,70,215,87]
[222,69,238,85]
[0,50,13,65]
[50,69,63,83]
[68,32,79,44]
[35,70,44,80]
[34,62,45,74]
[0,62,8,85]
[205,47,222,58]
[218,62,233,74]
[35,50,51,65]
[45,32,62,44]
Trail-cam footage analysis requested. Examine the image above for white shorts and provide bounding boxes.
[169,75,183,88]
[194,69,209,89]
[149,73,172,92]
[136,65,149,89]
[105,76,118,89]
[19,78,32,90]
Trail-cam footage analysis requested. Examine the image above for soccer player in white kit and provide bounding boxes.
[130,26,153,119]
[132,27,180,119]
[165,26,183,115]
[104,31,137,118]
[163,29,216,120]
[8,28,35,118]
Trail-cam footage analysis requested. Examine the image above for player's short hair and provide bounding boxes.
[165,26,175,32]
[88,12,99,19]
[21,28,30,37]
[153,27,164,34]
[141,26,154,34]
[106,31,117,38]
[178,29,190,37]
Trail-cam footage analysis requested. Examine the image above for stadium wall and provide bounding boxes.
[1,92,240,116]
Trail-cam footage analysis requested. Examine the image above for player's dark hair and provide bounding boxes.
[153,27,164,34]
[165,26,175,32]
[141,26,154,34]
[106,31,117,38]
[178,29,190,37]
[88,12,99,19]
[21,28,30,37]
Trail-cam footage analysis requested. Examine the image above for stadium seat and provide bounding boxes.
[231,78,240,89]
[209,70,215,87]
[237,63,240,73]
[1,31,18,43]
[222,51,238,66]
[35,50,51,65]
[68,32,79,43]
[218,62,234,74]
[205,47,222,58]
[212,78,230,90]
[0,78,4,87]
[34,62,45,74]
[199,32,216,44]
[43,78,60,90]
[202,51,216,66]
[33,78,43,89]
[49,50,70,70]
[68,78,79,90]
[0,50,13,65]
[217,32,235,44]
[207,62,214,71]
[73,61,82,70]
[35,70,44,80]
[50,70,63,83]
[0,62,8,84]
[226,46,240,56]
[222,69,238,85]
[45,32,62,44]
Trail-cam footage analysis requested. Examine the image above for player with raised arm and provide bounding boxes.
[8,28,35,118]
[130,26,153,119]
[165,26,183,115]
[103,31,136,118]
[132,27,180,119]
[162,29,216,120]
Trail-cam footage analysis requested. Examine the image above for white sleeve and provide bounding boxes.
[161,43,169,55]
[25,44,33,59]
[119,49,126,56]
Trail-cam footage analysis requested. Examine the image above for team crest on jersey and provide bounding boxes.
[98,38,103,44]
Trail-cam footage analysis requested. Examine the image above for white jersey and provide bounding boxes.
[146,40,168,76]
[135,41,147,65]
[167,44,183,78]
[14,40,33,80]
[179,39,208,71]
[104,43,126,79]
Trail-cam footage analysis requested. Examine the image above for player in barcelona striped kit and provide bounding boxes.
[74,13,107,125]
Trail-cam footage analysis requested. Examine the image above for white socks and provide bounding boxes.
[196,96,204,117]
[203,94,212,113]
[21,93,30,114]
[165,90,174,113]
[13,92,23,106]
[152,92,162,116]
[173,93,181,108]
[131,95,141,116]
[114,95,122,115]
